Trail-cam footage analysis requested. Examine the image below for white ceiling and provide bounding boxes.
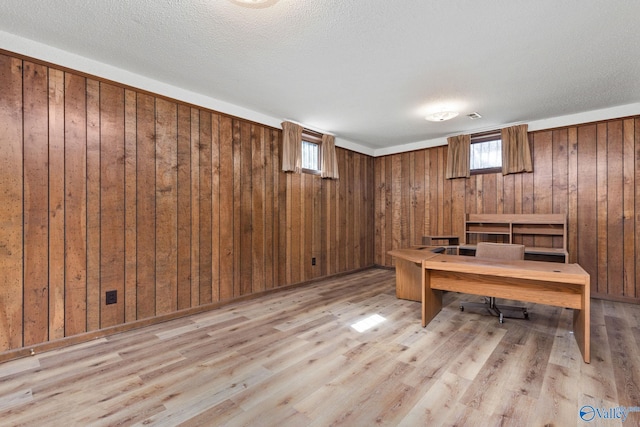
[1,0,640,155]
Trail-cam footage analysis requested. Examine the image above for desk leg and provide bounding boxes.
[573,291,591,363]
[421,268,443,327]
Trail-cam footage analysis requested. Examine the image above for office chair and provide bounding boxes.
[459,242,529,324]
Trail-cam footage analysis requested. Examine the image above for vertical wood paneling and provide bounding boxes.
[232,120,242,294]
[240,121,253,295]
[384,156,393,265]
[136,93,156,319]
[252,126,265,292]
[622,119,635,299]
[533,131,553,248]
[124,89,137,322]
[0,55,24,351]
[85,79,101,331]
[596,123,608,294]
[264,129,275,288]
[190,109,200,306]
[428,149,439,235]
[176,104,192,310]
[48,68,65,341]
[399,152,410,249]
[577,125,598,292]
[219,116,234,300]
[314,170,323,277]
[210,113,220,302]
[567,127,579,264]
[0,50,372,356]
[374,117,639,303]
[337,149,347,272]
[277,158,287,287]
[299,172,306,281]
[23,61,49,346]
[289,171,302,284]
[352,152,361,268]
[606,121,624,297]
[552,129,568,249]
[99,83,125,328]
[271,131,281,287]
[64,73,87,336]
[155,98,178,316]
[391,155,402,256]
[374,157,383,265]
[198,111,212,304]
[636,118,640,300]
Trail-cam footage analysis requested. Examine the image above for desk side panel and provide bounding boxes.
[395,257,423,302]
[422,269,443,327]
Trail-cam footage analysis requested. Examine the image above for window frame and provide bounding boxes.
[301,130,322,175]
[470,130,502,175]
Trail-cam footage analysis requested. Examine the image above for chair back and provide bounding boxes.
[475,242,524,261]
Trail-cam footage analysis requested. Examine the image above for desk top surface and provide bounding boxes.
[423,254,590,285]
[387,247,443,263]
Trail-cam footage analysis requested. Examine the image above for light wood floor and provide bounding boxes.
[1,268,639,426]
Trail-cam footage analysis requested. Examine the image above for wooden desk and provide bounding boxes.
[388,247,442,302]
[422,235,460,246]
[421,254,591,363]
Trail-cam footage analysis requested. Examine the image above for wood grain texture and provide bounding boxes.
[155,98,178,316]
[136,93,156,320]
[64,72,88,337]
[177,104,192,309]
[198,111,213,304]
[48,68,66,341]
[375,118,640,303]
[0,54,24,351]
[99,83,125,328]
[190,108,200,307]
[124,89,137,322]
[0,269,634,425]
[0,50,375,355]
[22,61,49,346]
[219,116,234,301]
[85,79,101,332]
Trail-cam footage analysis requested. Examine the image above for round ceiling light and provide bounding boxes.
[425,111,459,122]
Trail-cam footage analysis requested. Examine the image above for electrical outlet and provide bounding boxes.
[105,290,117,305]
[311,257,316,266]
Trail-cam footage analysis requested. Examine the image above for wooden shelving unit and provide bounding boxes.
[459,213,568,263]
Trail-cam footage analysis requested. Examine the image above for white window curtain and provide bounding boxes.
[320,134,339,179]
[281,121,302,173]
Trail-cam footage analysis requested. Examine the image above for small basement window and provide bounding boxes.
[301,131,322,174]
[470,130,502,174]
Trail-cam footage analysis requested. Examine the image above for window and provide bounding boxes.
[470,130,502,174]
[301,131,322,174]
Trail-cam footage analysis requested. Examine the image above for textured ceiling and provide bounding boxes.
[1,0,639,152]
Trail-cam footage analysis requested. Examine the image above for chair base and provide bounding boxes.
[459,297,529,324]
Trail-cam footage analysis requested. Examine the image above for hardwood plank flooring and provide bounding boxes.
[0,268,638,426]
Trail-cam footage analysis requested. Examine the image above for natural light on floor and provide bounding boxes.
[350,314,386,333]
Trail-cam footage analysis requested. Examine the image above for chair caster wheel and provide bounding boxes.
[524,312,529,320]
[459,305,464,312]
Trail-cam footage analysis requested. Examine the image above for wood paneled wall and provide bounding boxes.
[0,52,374,353]
[375,117,640,303]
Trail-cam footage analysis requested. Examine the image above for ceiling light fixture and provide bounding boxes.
[425,111,459,122]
